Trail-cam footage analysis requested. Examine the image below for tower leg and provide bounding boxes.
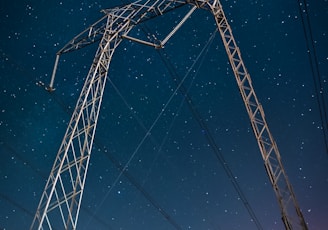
[30,17,132,230]
[206,0,308,229]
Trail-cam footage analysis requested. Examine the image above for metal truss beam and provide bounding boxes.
[203,0,308,229]
[56,0,188,56]
[30,14,133,230]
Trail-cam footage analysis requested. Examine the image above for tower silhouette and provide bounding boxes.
[31,1,308,229]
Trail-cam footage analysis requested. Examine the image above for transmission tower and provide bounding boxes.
[31,0,308,229]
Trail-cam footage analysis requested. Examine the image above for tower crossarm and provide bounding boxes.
[57,15,109,55]
[58,0,189,55]
[48,1,192,91]
[202,0,308,229]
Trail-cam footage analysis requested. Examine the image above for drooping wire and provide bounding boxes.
[106,28,214,188]
[105,76,180,186]
[0,142,38,218]
[108,0,263,227]
[0,140,115,229]
[116,0,263,224]
[0,49,116,230]
[1,1,262,228]
[93,27,216,219]
[86,26,216,228]
[134,10,263,229]
[0,192,35,219]
[0,21,185,230]
[42,84,184,229]
[156,37,264,230]
[84,78,184,230]
[297,0,328,155]
[140,70,199,186]
[2,3,181,230]
[3,81,182,230]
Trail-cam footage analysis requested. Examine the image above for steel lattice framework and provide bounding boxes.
[31,0,308,229]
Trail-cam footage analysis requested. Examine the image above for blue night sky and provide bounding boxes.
[1,0,328,229]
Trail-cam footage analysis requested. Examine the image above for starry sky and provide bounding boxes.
[1,0,328,229]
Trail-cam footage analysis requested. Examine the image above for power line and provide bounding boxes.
[1,22,184,229]
[89,28,216,228]
[131,8,264,228]
[1,46,181,229]
[0,192,34,221]
[297,0,328,155]
[49,90,184,230]
[91,144,183,230]
[0,141,114,230]
[2,1,287,228]
[156,43,264,230]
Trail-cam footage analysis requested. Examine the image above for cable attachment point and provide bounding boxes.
[45,86,56,92]
[36,81,56,92]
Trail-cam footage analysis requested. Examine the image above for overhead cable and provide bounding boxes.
[297,0,328,155]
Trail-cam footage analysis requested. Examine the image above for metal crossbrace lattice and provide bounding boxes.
[55,0,187,56]
[31,1,191,229]
[31,0,308,229]
[204,1,308,229]
[30,14,132,230]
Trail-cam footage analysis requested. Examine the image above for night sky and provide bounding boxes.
[1,0,328,229]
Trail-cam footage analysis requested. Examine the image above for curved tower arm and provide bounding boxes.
[47,0,190,91]
[56,0,189,56]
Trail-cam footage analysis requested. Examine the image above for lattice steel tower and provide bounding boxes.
[30,0,308,229]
